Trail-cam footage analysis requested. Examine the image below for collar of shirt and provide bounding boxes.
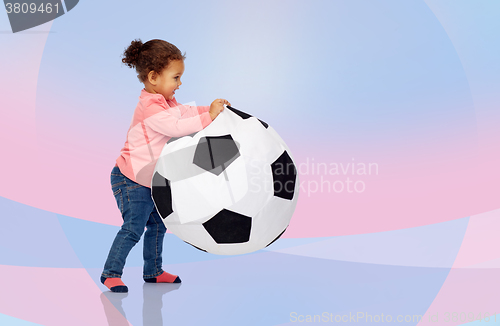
[139,88,179,107]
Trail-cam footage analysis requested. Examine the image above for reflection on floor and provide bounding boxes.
[1,196,500,325]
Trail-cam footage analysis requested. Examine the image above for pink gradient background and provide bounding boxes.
[0,265,132,326]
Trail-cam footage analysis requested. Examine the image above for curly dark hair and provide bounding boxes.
[122,38,186,83]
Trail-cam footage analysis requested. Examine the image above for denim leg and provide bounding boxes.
[143,208,167,278]
[102,166,155,278]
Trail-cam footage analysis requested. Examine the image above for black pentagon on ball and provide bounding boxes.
[226,105,268,129]
[203,209,252,244]
[271,151,297,200]
[151,172,173,219]
[193,135,240,176]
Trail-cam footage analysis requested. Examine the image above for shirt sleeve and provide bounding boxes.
[180,104,210,118]
[168,97,210,118]
[142,99,212,138]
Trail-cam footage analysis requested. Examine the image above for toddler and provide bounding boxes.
[101,38,230,292]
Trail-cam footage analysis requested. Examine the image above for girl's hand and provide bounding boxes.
[209,98,231,120]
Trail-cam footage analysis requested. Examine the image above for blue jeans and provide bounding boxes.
[101,166,166,279]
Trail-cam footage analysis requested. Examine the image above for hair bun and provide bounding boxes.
[122,38,143,68]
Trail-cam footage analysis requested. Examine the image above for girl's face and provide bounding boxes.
[154,59,184,100]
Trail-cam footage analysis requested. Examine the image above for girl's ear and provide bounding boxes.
[147,70,158,85]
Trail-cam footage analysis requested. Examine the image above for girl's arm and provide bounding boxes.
[168,98,210,118]
[143,101,212,138]
[179,104,210,118]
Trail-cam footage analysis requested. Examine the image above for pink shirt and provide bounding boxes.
[115,88,212,187]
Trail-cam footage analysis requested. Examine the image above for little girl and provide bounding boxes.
[101,38,231,292]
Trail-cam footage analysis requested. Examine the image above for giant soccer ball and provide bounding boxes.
[151,106,299,255]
